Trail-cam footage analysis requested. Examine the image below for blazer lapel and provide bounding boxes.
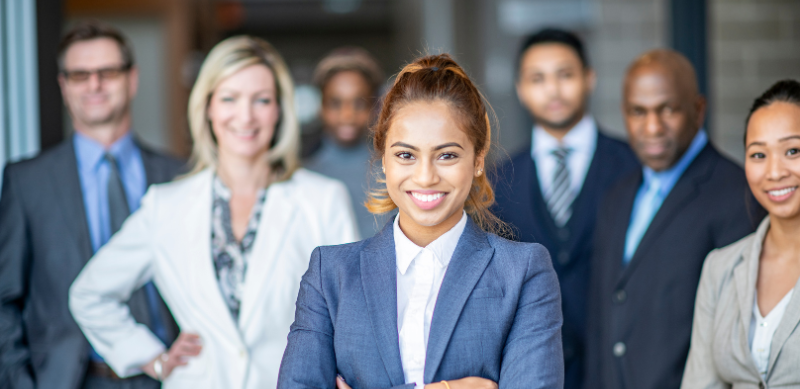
[768,223,800,375]
[424,219,495,383]
[184,170,245,348]
[734,221,763,372]
[137,143,168,187]
[619,145,715,285]
[50,139,93,262]
[238,180,297,329]
[525,157,556,248]
[360,222,407,386]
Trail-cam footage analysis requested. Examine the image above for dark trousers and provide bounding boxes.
[81,374,161,389]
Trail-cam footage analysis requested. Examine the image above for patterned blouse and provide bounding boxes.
[211,175,267,321]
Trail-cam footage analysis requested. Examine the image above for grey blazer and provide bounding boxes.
[682,217,800,389]
[278,217,564,388]
[0,137,184,389]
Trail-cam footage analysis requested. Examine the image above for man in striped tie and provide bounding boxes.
[492,28,640,389]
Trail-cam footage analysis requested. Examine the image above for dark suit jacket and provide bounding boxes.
[492,130,639,389]
[278,218,564,389]
[0,137,184,389]
[585,143,764,389]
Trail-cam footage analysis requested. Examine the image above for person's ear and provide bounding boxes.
[585,67,597,94]
[128,65,139,99]
[695,95,707,129]
[475,152,486,177]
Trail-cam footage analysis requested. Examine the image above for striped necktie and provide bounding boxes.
[546,147,573,227]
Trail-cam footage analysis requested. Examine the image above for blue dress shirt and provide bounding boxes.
[623,130,708,263]
[73,132,168,359]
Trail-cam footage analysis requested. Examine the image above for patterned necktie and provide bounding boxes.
[546,147,573,227]
[104,153,169,344]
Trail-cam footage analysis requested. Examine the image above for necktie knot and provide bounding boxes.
[551,147,571,161]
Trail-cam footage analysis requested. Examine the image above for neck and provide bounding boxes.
[73,115,132,149]
[397,207,463,247]
[766,214,800,254]
[539,113,585,142]
[216,151,272,195]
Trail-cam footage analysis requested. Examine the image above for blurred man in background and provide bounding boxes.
[0,21,182,389]
[492,28,639,389]
[304,47,388,238]
[586,49,762,389]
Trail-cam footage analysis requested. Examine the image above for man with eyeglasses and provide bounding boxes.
[0,21,182,389]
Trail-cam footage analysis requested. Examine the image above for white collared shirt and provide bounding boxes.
[531,114,598,199]
[394,211,468,387]
[749,289,794,381]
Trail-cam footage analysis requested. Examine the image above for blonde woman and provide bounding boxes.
[69,36,358,388]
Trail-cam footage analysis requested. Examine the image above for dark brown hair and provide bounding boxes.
[312,47,384,96]
[58,21,134,71]
[744,79,800,144]
[365,53,504,233]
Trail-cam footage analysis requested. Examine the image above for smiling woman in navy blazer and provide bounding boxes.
[278,54,564,389]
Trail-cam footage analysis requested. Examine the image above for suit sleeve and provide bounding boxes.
[278,247,336,387]
[680,250,729,389]
[69,187,165,378]
[0,167,35,389]
[499,244,565,389]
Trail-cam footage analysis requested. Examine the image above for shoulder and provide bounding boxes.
[486,233,552,272]
[4,141,71,176]
[699,229,756,286]
[145,169,211,201]
[282,168,350,202]
[137,143,187,174]
[596,130,639,167]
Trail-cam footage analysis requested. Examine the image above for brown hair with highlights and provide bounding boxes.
[366,53,504,233]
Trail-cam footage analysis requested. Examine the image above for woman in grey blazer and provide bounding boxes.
[682,80,800,388]
[277,54,564,389]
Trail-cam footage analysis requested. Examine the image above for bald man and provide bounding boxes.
[585,49,764,389]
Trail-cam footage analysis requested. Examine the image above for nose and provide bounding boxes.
[766,152,789,182]
[643,111,665,136]
[87,73,102,91]
[412,157,440,188]
[544,75,560,98]
[340,101,356,123]
[238,99,255,125]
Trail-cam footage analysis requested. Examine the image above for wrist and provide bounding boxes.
[152,353,169,381]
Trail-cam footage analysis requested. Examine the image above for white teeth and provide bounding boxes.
[768,187,797,197]
[411,192,444,202]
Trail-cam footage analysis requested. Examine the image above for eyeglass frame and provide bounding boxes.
[60,63,133,83]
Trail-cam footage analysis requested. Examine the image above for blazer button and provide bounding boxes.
[613,342,626,357]
[558,251,570,265]
[557,228,570,242]
[613,290,627,304]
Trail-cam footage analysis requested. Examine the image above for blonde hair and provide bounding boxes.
[186,35,299,180]
[366,54,506,234]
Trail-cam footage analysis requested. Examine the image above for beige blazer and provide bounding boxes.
[682,216,800,389]
[69,168,359,389]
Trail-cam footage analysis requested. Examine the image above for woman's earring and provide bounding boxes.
[382,166,385,174]
[476,169,483,176]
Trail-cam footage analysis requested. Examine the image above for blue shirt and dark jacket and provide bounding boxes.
[493,119,639,389]
[0,133,183,389]
[586,131,764,389]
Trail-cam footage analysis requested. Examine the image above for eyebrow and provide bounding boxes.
[390,142,464,151]
[746,135,800,149]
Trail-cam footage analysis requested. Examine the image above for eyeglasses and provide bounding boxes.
[61,64,132,83]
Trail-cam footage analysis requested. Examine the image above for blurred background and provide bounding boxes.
[2,0,799,177]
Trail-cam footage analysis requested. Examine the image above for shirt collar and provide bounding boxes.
[394,211,468,275]
[73,131,137,173]
[642,129,708,195]
[532,114,597,158]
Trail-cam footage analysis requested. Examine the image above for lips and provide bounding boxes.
[408,191,446,210]
[766,186,798,202]
[228,128,259,140]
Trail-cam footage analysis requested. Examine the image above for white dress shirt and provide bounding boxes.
[394,211,468,387]
[749,289,794,381]
[531,114,598,199]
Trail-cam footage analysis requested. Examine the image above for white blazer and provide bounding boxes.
[69,168,359,389]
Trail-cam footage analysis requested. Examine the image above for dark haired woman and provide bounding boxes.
[682,79,800,388]
[277,54,564,389]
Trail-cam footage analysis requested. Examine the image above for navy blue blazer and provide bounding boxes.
[278,217,564,389]
[492,130,639,389]
[586,143,764,389]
